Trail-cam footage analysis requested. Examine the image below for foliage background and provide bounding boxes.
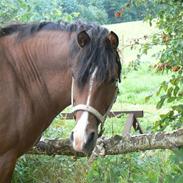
[0,0,154,25]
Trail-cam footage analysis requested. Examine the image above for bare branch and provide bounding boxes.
[28,128,183,161]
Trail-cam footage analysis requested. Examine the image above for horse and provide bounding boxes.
[0,21,121,182]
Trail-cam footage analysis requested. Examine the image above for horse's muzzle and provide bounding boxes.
[70,130,97,155]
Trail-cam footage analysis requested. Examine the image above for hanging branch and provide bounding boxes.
[115,0,132,17]
[28,128,183,161]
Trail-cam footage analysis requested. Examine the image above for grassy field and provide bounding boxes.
[12,21,183,183]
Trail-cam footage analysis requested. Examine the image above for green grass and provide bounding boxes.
[12,21,183,183]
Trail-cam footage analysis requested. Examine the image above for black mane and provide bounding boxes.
[0,21,121,86]
[0,21,94,38]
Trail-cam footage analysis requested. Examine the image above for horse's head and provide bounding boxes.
[70,27,121,154]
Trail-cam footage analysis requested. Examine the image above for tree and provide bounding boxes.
[145,0,183,131]
[117,0,183,131]
[0,0,78,25]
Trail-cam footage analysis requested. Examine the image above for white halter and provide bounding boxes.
[71,77,118,135]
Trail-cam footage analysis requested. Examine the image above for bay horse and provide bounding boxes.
[0,21,121,182]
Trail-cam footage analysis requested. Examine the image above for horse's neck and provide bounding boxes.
[12,31,72,114]
[34,31,73,113]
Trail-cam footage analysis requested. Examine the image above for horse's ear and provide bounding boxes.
[77,30,90,48]
[107,31,119,49]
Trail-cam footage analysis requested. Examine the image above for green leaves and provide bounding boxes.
[157,81,168,95]
[156,94,168,109]
[140,0,183,130]
[173,85,180,96]
[0,0,79,25]
[145,94,153,102]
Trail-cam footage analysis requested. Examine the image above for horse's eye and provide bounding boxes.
[110,77,116,83]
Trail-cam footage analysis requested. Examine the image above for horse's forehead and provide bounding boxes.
[89,67,98,85]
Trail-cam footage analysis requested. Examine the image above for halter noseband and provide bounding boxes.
[71,77,118,136]
[72,104,105,123]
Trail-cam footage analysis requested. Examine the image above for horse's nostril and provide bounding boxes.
[70,131,74,142]
[86,132,95,146]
